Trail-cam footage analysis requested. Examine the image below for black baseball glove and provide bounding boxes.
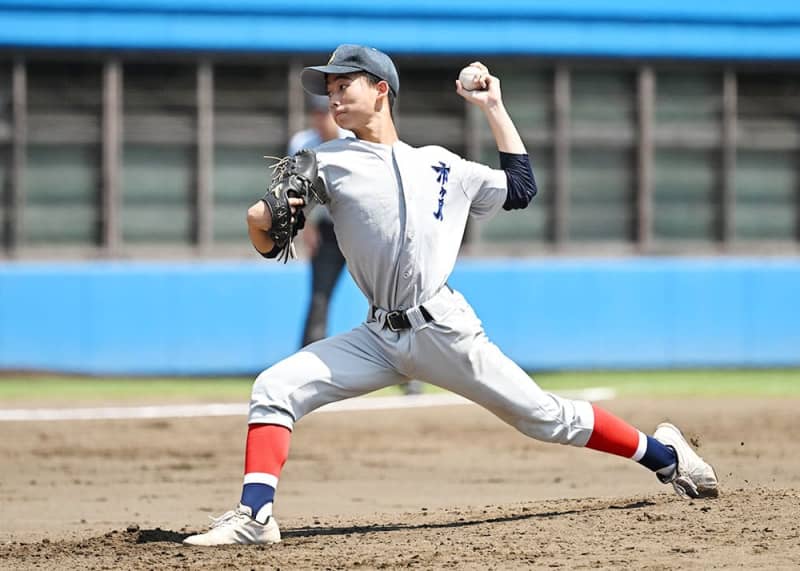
[260,149,321,262]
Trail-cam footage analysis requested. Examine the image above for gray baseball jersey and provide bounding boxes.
[250,138,594,448]
[314,138,506,312]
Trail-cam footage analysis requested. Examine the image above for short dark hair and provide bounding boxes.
[362,72,396,113]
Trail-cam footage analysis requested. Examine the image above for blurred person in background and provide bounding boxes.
[289,94,350,349]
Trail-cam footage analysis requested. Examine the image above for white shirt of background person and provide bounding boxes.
[287,94,353,253]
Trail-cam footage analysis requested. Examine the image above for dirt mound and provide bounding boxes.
[2,397,800,568]
[2,489,798,570]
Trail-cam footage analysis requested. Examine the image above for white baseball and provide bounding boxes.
[458,66,484,91]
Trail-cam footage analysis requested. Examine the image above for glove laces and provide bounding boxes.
[264,155,293,196]
[263,154,301,263]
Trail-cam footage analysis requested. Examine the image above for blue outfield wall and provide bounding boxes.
[0,258,798,376]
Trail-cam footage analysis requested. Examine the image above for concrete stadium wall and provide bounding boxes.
[1,0,799,59]
[0,258,798,376]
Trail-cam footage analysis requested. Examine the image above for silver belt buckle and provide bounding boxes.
[385,310,404,332]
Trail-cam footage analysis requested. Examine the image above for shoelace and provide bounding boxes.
[672,475,699,499]
[208,509,249,529]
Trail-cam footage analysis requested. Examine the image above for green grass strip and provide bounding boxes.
[533,369,800,397]
[0,369,798,403]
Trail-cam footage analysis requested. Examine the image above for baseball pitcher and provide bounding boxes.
[184,45,718,546]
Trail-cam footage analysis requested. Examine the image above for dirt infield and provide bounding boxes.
[2,396,799,569]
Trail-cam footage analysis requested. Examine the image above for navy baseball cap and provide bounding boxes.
[301,44,399,98]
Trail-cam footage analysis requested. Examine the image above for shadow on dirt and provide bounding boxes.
[135,529,190,544]
[105,501,662,544]
[282,499,657,539]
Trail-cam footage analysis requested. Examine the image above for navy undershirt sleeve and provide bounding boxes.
[258,244,281,259]
[500,152,537,210]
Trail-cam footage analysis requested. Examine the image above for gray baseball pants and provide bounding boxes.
[250,287,594,446]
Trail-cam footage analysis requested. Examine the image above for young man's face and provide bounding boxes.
[325,73,385,130]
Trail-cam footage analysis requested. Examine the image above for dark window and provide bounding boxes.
[736,72,800,241]
[569,70,636,242]
[24,61,102,245]
[122,63,195,244]
[214,63,288,244]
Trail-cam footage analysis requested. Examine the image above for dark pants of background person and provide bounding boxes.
[300,220,423,395]
[301,220,346,347]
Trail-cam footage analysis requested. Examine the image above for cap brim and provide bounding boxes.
[301,65,363,95]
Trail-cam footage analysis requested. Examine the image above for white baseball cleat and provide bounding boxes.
[183,504,281,546]
[654,422,719,499]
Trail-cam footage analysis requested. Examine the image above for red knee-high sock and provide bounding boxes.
[244,423,291,476]
[585,404,641,458]
[241,424,291,522]
[585,404,677,476]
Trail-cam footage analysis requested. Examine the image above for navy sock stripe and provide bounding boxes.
[638,435,677,472]
[241,483,275,516]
